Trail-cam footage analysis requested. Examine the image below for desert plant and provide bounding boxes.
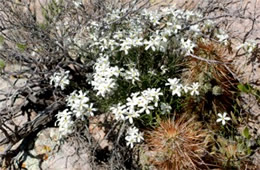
[212,135,257,169]
[183,41,238,121]
[142,114,211,170]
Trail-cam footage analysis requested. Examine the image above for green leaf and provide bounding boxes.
[0,59,5,70]
[242,127,251,139]
[237,83,251,93]
[16,43,27,52]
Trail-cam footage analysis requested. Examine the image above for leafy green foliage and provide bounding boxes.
[238,83,260,102]
[238,83,252,93]
[242,127,251,139]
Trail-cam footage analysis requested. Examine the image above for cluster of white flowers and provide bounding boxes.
[50,70,70,90]
[110,88,163,124]
[66,90,97,120]
[56,90,97,138]
[120,36,143,55]
[181,38,196,55]
[105,8,128,23]
[190,24,201,36]
[141,9,162,26]
[216,29,229,45]
[91,56,142,95]
[84,7,226,103]
[125,126,144,148]
[54,6,234,147]
[91,55,123,97]
[85,6,218,63]
[237,41,257,54]
[144,35,165,52]
[123,64,140,85]
[166,78,200,96]
[55,109,74,138]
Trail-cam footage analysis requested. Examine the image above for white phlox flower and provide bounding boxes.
[125,126,144,148]
[120,38,133,55]
[216,112,231,125]
[114,88,162,124]
[166,79,200,97]
[99,38,119,51]
[127,35,143,47]
[55,109,74,138]
[126,92,140,109]
[149,13,161,26]
[166,78,182,97]
[66,90,97,121]
[119,34,143,55]
[237,41,257,54]
[189,82,200,96]
[181,84,190,93]
[113,31,124,40]
[184,10,199,21]
[160,7,172,15]
[137,102,154,114]
[94,78,116,97]
[66,90,89,110]
[148,69,157,75]
[125,108,140,124]
[110,103,127,120]
[50,70,70,90]
[181,38,196,55]
[124,67,140,85]
[144,36,163,51]
[85,103,97,117]
[107,9,121,21]
[110,66,124,77]
[171,85,182,97]
[141,9,153,18]
[160,28,172,42]
[142,88,163,107]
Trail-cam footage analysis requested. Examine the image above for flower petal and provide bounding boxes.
[216,118,222,122]
[225,117,231,120]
